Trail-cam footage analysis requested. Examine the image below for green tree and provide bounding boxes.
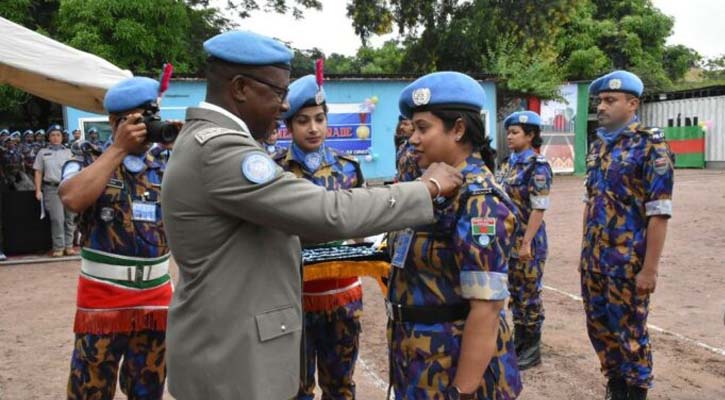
[345,0,692,96]
[662,45,700,82]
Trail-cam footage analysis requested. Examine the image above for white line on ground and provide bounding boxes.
[358,356,389,392]
[543,284,725,357]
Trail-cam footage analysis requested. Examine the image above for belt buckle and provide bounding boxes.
[133,265,145,282]
[385,301,402,321]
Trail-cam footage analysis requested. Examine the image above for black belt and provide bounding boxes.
[43,181,59,187]
[385,301,470,324]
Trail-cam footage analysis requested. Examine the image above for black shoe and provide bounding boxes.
[627,385,648,400]
[605,378,627,400]
[517,331,541,370]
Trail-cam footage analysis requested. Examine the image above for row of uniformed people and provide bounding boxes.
[0,127,103,189]
[58,29,671,400]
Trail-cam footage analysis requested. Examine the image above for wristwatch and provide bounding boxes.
[445,385,476,400]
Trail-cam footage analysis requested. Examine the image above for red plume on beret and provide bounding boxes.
[315,58,324,88]
[159,63,174,96]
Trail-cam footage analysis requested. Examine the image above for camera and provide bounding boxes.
[139,103,179,144]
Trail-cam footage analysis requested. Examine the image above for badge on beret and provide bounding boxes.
[653,157,669,175]
[608,79,622,90]
[315,90,324,105]
[534,174,547,189]
[412,88,431,106]
[519,115,529,124]
[242,153,276,184]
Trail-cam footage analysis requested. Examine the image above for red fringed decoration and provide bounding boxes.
[159,63,174,95]
[74,308,168,334]
[315,58,324,88]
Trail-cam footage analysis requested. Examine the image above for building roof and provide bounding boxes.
[642,85,725,103]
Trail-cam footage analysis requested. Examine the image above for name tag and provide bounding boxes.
[391,228,415,269]
[131,201,157,222]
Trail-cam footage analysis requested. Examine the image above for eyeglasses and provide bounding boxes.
[236,73,289,101]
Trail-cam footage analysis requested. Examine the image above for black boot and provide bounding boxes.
[516,330,541,370]
[605,377,627,400]
[627,385,648,400]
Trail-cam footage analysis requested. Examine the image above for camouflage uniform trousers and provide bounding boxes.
[387,316,521,400]
[67,330,166,400]
[297,300,362,400]
[581,270,653,388]
[508,258,545,333]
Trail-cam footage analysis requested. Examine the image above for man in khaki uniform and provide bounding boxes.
[162,31,463,400]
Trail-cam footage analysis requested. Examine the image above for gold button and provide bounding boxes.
[281,324,286,331]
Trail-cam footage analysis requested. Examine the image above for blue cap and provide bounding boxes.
[104,77,160,113]
[504,111,542,129]
[88,127,98,134]
[280,75,326,120]
[22,129,34,137]
[589,70,644,97]
[47,124,63,133]
[204,31,293,67]
[10,131,20,139]
[0,129,8,136]
[398,71,486,119]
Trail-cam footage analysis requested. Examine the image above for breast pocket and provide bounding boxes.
[255,305,301,342]
[606,159,639,200]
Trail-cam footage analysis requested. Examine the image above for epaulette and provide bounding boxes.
[195,127,249,145]
[637,126,665,142]
[338,153,361,166]
[535,154,549,164]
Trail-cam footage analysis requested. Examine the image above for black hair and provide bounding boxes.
[284,101,328,130]
[394,119,410,148]
[514,123,543,149]
[428,107,497,172]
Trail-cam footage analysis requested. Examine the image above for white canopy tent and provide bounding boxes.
[0,17,132,114]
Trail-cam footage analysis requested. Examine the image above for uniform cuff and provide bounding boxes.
[530,195,550,210]
[645,199,672,217]
[460,271,509,300]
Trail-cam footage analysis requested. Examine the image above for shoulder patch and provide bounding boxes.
[195,127,249,145]
[61,160,83,181]
[535,155,549,164]
[241,152,277,184]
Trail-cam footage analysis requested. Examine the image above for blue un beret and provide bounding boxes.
[504,111,542,129]
[204,31,293,67]
[281,75,326,120]
[104,77,160,114]
[22,129,34,137]
[589,70,644,97]
[0,129,9,136]
[47,124,63,133]
[398,71,486,119]
[10,131,20,139]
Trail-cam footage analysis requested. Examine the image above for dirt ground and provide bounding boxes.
[1,169,723,400]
